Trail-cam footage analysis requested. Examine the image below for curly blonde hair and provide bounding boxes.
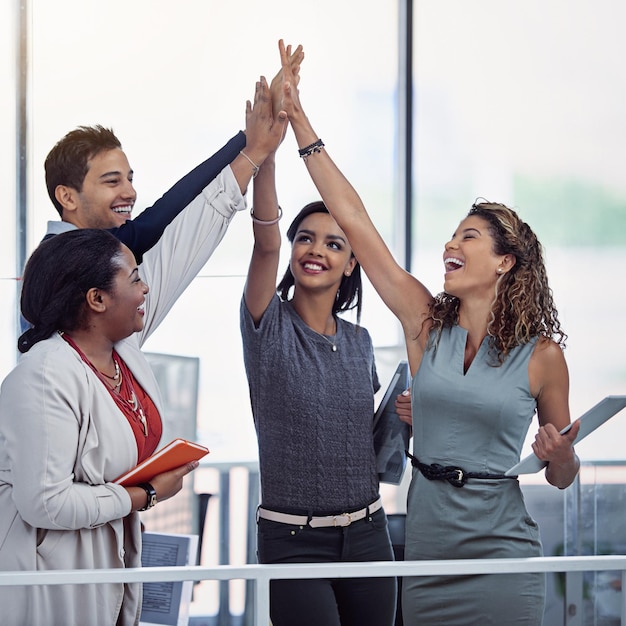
[428,201,566,364]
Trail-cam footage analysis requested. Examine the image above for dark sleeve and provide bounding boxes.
[109,130,246,263]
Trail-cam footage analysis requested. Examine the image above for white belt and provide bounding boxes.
[257,497,383,528]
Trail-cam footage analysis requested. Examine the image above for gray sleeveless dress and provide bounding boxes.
[402,326,545,625]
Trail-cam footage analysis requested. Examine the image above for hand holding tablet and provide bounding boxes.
[506,396,626,476]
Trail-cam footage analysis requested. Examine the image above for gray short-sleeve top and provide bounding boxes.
[240,294,381,513]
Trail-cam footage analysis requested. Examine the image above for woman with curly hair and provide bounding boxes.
[276,39,580,625]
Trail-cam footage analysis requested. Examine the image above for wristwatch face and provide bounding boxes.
[139,483,158,511]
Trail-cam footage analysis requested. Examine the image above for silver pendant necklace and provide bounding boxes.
[312,320,338,352]
[318,333,337,352]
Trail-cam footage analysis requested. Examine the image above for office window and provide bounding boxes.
[0,3,18,376]
[12,0,400,461]
[412,1,626,459]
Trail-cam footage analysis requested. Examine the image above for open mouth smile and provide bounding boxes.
[302,262,327,273]
[112,204,133,215]
[444,257,464,273]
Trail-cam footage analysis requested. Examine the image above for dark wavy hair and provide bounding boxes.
[276,201,363,323]
[19,229,124,353]
[45,125,122,217]
[429,200,566,363]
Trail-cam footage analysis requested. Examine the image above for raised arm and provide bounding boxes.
[243,153,282,323]
[136,77,288,344]
[244,45,305,323]
[109,131,246,263]
[277,40,433,346]
[230,76,288,195]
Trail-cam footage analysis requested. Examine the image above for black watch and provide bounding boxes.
[138,482,157,511]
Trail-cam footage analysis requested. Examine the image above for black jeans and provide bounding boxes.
[257,506,397,626]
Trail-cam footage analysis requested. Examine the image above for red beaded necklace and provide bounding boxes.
[60,332,148,437]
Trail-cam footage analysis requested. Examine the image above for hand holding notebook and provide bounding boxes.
[114,438,209,487]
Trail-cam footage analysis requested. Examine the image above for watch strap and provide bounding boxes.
[138,482,157,511]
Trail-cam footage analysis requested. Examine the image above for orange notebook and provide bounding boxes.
[114,438,209,487]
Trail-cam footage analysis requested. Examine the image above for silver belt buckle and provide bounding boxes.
[333,512,352,527]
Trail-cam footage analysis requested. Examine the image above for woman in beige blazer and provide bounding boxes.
[0,76,288,626]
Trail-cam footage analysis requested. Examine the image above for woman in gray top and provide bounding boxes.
[276,39,581,625]
[239,43,396,626]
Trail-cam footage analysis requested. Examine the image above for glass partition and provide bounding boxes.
[412,1,626,463]
[4,2,626,622]
[2,0,624,494]
[0,3,18,373]
[0,0,400,464]
[564,462,626,624]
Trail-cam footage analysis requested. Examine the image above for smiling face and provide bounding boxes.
[442,215,513,299]
[61,148,136,229]
[100,245,149,341]
[289,211,357,292]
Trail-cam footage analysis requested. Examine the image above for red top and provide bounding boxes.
[61,334,162,463]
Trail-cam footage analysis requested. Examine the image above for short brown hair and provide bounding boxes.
[44,125,122,216]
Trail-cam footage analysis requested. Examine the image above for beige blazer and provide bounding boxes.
[0,166,246,626]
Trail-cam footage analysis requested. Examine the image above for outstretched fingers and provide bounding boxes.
[245,75,288,154]
[289,44,305,85]
[277,39,303,119]
[270,43,304,120]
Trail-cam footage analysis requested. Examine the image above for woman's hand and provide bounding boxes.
[232,76,289,194]
[532,420,579,462]
[278,39,306,123]
[395,388,413,427]
[127,460,199,511]
[243,76,289,167]
[270,43,304,118]
[150,460,199,502]
[532,420,580,489]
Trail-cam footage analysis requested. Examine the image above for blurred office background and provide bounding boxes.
[2,2,626,623]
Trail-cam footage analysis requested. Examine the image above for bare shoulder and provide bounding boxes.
[532,336,566,363]
[529,336,569,403]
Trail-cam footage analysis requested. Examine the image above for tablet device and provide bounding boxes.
[505,395,626,476]
[373,361,412,484]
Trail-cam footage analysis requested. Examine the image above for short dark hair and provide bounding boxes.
[19,229,124,353]
[276,201,363,322]
[44,125,122,217]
